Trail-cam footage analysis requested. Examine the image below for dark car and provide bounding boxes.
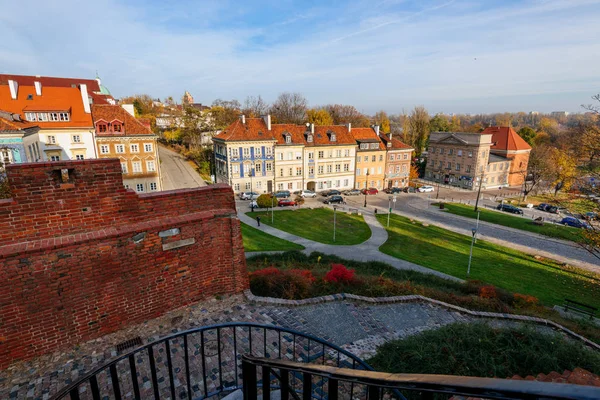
[537,203,551,211]
[361,187,379,195]
[278,199,297,207]
[321,189,341,197]
[384,187,402,194]
[343,189,362,196]
[323,195,345,205]
[274,190,291,198]
[560,217,590,229]
[403,187,416,193]
[496,204,524,215]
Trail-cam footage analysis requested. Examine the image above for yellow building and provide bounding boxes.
[351,126,387,190]
[92,105,162,193]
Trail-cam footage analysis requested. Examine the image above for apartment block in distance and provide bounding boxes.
[92,104,162,193]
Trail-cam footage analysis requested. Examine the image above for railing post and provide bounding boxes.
[242,358,258,400]
[280,368,290,400]
[328,378,339,400]
[263,366,271,400]
[303,373,312,400]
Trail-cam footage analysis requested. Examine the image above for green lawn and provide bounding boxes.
[377,214,600,307]
[246,208,371,245]
[241,222,304,252]
[438,202,584,243]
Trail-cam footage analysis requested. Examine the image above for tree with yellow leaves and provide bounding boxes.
[306,108,333,125]
[547,147,578,195]
[373,111,391,133]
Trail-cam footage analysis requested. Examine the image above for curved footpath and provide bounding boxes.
[238,209,462,282]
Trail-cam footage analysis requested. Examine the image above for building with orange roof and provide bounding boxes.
[0,110,38,167]
[91,105,162,193]
[0,78,97,162]
[481,126,532,186]
[351,126,387,191]
[379,132,414,189]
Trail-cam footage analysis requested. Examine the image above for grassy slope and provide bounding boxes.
[247,208,371,245]
[377,214,600,307]
[241,222,305,252]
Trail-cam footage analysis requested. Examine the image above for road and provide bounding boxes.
[158,145,206,190]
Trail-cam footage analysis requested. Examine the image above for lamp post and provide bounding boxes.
[467,227,477,276]
[387,196,392,227]
[474,172,484,212]
[363,170,370,207]
[250,167,254,193]
[333,206,337,242]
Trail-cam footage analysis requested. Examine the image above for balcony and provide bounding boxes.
[50,323,598,400]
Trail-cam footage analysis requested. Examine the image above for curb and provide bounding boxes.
[244,290,600,351]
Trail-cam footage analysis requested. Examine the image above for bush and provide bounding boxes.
[324,264,355,284]
[256,194,277,208]
[294,195,305,205]
[250,267,315,299]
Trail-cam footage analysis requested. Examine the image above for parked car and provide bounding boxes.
[585,212,598,220]
[343,189,362,196]
[417,185,435,193]
[496,204,524,215]
[239,191,259,200]
[403,186,416,193]
[278,199,297,207]
[297,189,316,198]
[321,189,341,197]
[323,195,345,205]
[537,203,551,211]
[384,187,402,194]
[361,187,379,195]
[560,216,590,229]
[274,190,291,198]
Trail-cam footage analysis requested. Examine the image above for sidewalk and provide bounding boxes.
[238,208,462,282]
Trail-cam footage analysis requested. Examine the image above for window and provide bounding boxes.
[344,163,349,172]
[439,148,444,154]
[447,162,452,169]
[132,161,142,173]
[280,168,284,177]
[130,144,139,153]
[296,168,302,176]
[403,154,408,160]
[257,181,262,189]
[295,152,302,160]
[232,148,239,158]
[47,135,56,144]
[335,164,341,172]
[278,183,284,190]
[50,155,60,161]
[327,165,332,173]
[371,155,376,162]
[265,147,272,156]
[307,134,313,143]
[457,150,463,157]
[308,152,314,159]
[136,183,145,192]
[328,151,333,158]
[456,163,460,171]
[402,165,407,172]
[113,123,122,132]
[491,176,496,183]
[287,183,293,189]
[379,155,383,161]
[243,148,250,157]
[246,182,251,190]
[336,150,342,157]
[318,151,324,159]
[49,113,59,121]
[318,166,324,174]
[330,133,336,142]
[318,182,324,190]
[100,145,110,154]
[493,164,497,171]
[255,147,261,156]
[121,162,128,173]
[430,147,434,153]
[144,143,153,152]
[288,167,293,176]
[58,112,69,121]
[395,166,400,173]
[72,135,81,143]
[75,154,84,160]
[389,154,394,161]
[285,135,291,144]
[255,163,261,173]
[479,165,484,172]
[370,167,375,174]
[438,161,443,168]
[287,152,293,160]
[116,144,125,154]
[266,163,272,171]
[147,161,156,172]
[377,167,382,174]
[233,164,239,174]
[481,150,485,157]
[499,163,504,171]
[370,143,378,149]
[309,166,314,175]
[98,124,107,132]
[150,182,157,191]
[357,168,361,176]
[25,112,35,121]
[278,153,284,160]
[234,183,240,191]
[448,149,454,155]
[344,149,350,157]
[468,151,473,158]
[466,165,471,173]
[344,179,348,186]
[336,180,340,187]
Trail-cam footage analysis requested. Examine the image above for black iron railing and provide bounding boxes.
[50,322,373,400]
[242,355,600,400]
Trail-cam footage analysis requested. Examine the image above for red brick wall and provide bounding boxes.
[0,159,248,369]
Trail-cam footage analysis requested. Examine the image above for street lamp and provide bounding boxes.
[474,172,484,212]
[387,196,393,227]
[333,206,337,242]
[467,227,477,276]
[250,167,254,193]
[363,170,370,207]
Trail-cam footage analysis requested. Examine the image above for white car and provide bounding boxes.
[418,185,435,193]
[239,191,259,200]
[299,189,317,198]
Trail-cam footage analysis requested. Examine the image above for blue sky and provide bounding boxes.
[1,0,599,114]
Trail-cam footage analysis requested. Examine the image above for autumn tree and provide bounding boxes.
[409,163,420,181]
[270,92,307,124]
[449,115,461,131]
[210,98,241,130]
[408,106,430,157]
[120,94,156,116]
[520,145,551,201]
[242,95,269,118]
[372,111,391,133]
[517,127,537,146]
[180,106,212,149]
[322,104,370,127]
[547,148,578,195]
[306,108,333,125]
[429,114,450,132]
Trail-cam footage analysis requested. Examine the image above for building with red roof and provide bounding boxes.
[0,110,39,167]
[379,132,414,189]
[481,126,532,187]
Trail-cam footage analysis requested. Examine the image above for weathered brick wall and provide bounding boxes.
[0,159,248,369]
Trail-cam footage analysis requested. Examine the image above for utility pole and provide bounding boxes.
[387,196,392,227]
[474,172,484,212]
[333,206,337,242]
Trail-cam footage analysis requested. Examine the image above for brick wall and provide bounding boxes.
[0,159,248,369]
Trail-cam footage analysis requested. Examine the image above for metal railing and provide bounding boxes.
[242,355,600,400]
[50,323,373,400]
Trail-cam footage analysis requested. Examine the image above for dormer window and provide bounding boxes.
[113,123,122,132]
[284,133,291,144]
[330,133,336,142]
[307,134,313,143]
[98,124,107,133]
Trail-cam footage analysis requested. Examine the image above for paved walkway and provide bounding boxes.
[158,145,206,190]
[239,208,462,282]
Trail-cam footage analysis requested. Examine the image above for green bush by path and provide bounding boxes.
[376,214,600,308]
[368,323,600,377]
[247,208,371,245]
[438,202,584,242]
[241,222,304,252]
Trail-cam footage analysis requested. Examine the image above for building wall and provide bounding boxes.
[309,145,355,191]
[484,160,511,187]
[275,145,304,191]
[0,159,247,369]
[214,140,276,193]
[0,134,27,165]
[23,128,96,162]
[499,150,530,187]
[384,149,412,188]
[355,150,386,189]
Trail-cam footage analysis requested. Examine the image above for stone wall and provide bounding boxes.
[0,159,248,369]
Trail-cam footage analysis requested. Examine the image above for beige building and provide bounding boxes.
[92,105,162,193]
[379,133,414,188]
[351,126,386,190]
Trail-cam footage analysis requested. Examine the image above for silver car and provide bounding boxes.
[239,191,259,200]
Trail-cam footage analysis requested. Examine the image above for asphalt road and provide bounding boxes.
[158,145,206,190]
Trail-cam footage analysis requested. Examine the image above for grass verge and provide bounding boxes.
[376,214,600,308]
[247,208,371,245]
[438,202,583,242]
[368,323,600,377]
[241,222,304,252]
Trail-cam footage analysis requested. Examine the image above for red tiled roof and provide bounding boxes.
[0,111,38,132]
[214,118,275,141]
[91,105,153,135]
[272,124,307,145]
[350,127,386,150]
[312,125,356,146]
[0,85,93,128]
[380,133,414,150]
[481,126,531,152]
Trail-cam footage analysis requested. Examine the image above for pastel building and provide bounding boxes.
[0,110,35,167]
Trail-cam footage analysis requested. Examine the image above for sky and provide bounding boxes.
[1,0,599,115]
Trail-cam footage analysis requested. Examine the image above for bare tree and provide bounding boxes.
[270,92,308,124]
[582,94,600,114]
[321,104,370,127]
[242,95,269,118]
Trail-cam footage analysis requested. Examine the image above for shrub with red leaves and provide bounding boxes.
[250,267,315,299]
[324,264,355,284]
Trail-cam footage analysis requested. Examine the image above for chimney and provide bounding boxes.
[240,114,246,124]
[310,123,315,134]
[79,84,91,113]
[8,80,18,99]
[122,104,135,117]
[34,81,42,96]
[346,123,351,132]
[262,114,271,130]
[387,132,392,147]
[374,125,380,136]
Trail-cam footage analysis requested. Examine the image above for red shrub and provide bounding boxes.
[250,267,314,299]
[324,264,355,284]
[479,285,497,299]
[250,266,281,278]
[513,293,539,306]
[289,269,316,284]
